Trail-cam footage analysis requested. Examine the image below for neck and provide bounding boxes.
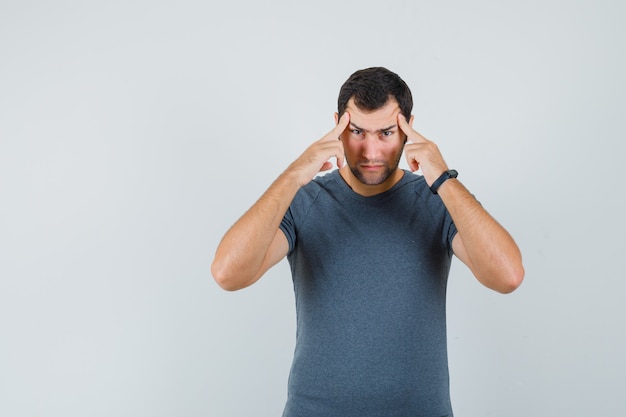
[338,166,404,197]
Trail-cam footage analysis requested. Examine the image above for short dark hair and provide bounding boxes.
[337,67,413,119]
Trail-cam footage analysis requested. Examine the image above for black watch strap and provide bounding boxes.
[430,169,458,194]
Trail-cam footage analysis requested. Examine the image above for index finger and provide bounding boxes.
[334,111,350,136]
[398,113,427,143]
[320,112,349,143]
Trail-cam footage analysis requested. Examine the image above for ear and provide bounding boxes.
[334,112,339,125]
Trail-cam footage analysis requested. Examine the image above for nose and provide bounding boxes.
[361,135,380,160]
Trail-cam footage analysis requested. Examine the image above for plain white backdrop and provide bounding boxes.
[1,0,624,416]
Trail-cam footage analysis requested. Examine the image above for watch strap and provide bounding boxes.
[430,169,458,194]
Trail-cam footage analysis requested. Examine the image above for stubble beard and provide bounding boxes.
[349,151,403,186]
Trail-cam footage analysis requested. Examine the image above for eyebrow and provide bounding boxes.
[349,122,397,133]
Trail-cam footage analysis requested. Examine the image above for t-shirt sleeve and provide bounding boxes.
[412,176,458,254]
[279,207,296,254]
[442,210,458,254]
[278,182,322,255]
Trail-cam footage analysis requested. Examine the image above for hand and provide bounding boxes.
[398,114,449,186]
[288,112,350,187]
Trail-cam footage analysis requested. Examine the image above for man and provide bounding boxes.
[212,67,524,416]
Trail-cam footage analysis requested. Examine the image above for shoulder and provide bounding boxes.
[396,170,432,201]
[399,170,451,217]
[400,170,427,190]
[295,171,341,202]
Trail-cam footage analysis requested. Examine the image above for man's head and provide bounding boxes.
[334,67,415,196]
[337,67,413,121]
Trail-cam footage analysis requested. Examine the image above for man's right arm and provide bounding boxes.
[211,172,300,291]
[211,113,350,291]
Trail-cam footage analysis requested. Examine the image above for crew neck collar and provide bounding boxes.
[332,169,410,203]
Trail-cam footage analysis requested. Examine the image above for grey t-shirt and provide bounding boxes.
[279,170,457,417]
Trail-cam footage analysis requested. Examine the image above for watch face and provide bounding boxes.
[448,169,458,178]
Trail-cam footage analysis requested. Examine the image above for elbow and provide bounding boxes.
[211,259,245,292]
[495,262,525,294]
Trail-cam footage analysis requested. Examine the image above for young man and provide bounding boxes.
[212,67,524,416]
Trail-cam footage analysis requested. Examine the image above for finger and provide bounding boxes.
[319,140,345,169]
[333,111,350,138]
[319,112,349,144]
[335,140,345,168]
[397,113,410,133]
[335,116,347,167]
[315,139,345,170]
[320,161,333,172]
[398,113,427,144]
[405,152,420,172]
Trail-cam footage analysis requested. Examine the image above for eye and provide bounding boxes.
[381,130,393,137]
[351,129,362,135]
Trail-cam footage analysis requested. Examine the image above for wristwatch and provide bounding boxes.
[430,169,458,194]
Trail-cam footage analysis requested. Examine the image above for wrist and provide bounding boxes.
[430,169,458,194]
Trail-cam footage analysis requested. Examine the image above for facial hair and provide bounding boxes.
[348,149,404,186]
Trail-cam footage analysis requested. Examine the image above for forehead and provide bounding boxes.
[345,98,401,130]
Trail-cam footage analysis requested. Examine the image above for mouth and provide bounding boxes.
[360,164,384,171]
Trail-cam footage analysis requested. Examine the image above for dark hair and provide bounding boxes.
[337,67,413,119]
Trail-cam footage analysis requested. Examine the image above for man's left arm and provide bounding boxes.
[438,178,524,293]
[399,114,524,294]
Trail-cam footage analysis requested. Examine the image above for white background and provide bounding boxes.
[1,1,625,416]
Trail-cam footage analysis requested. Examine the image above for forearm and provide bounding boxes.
[438,179,524,293]
[211,169,300,290]
[212,113,348,290]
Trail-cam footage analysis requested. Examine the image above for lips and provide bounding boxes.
[360,164,384,171]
